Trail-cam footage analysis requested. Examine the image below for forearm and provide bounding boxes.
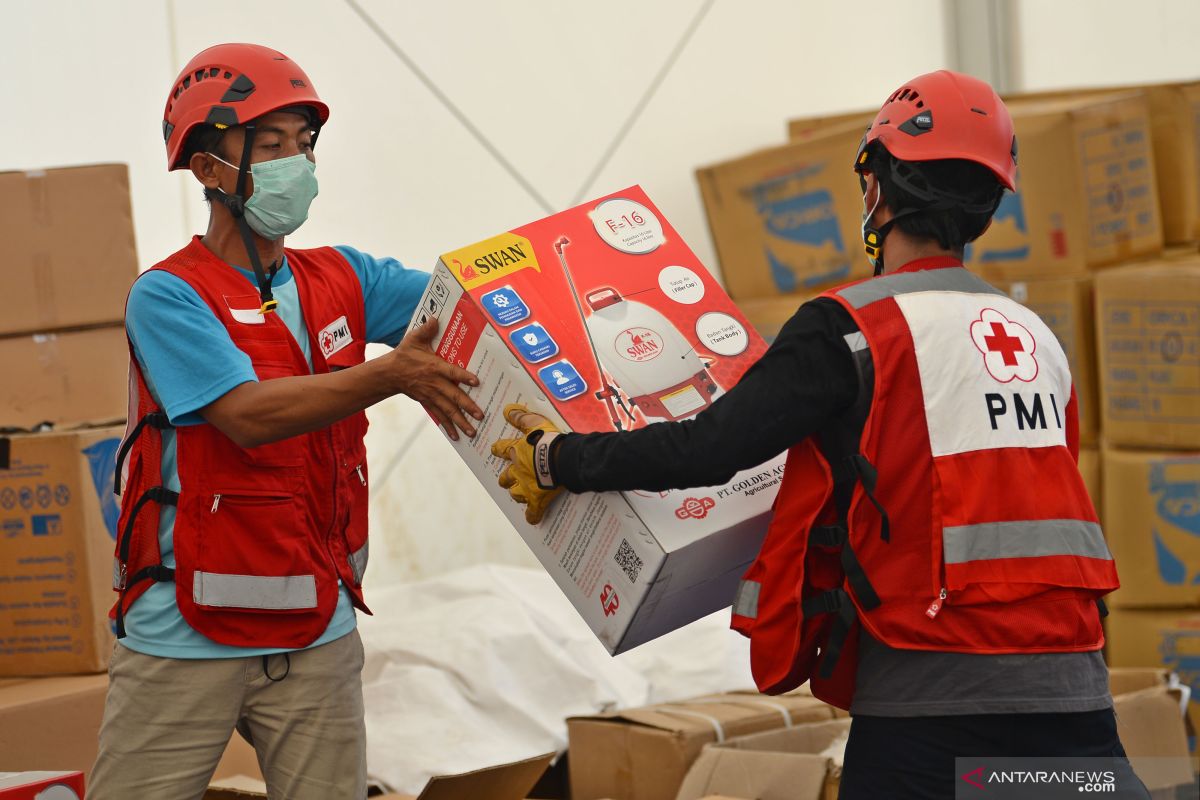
[201,358,395,447]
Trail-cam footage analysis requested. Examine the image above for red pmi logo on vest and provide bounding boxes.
[319,315,353,358]
[600,583,620,616]
[675,496,716,520]
[970,308,1038,383]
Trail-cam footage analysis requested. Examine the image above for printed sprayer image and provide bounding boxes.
[553,236,719,431]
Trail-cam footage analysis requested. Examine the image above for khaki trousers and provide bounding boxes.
[89,629,366,800]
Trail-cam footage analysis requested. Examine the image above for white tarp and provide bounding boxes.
[358,564,754,794]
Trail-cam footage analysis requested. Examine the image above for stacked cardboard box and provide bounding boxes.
[1094,257,1200,755]
[0,164,136,429]
[0,164,138,682]
[670,670,1193,799]
[567,691,839,800]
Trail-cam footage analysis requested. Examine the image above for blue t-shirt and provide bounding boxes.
[122,244,428,658]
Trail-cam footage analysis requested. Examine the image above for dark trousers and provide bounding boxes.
[838,709,1150,799]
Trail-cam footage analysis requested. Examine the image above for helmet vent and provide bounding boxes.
[970,107,988,115]
[916,100,925,109]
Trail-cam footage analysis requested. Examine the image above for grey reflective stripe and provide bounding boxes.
[192,572,318,610]
[943,520,1112,564]
[113,557,125,590]
[733,579,760,618]
[843,331,869,353]
[348,541,369,585]
[837,268,1005,309]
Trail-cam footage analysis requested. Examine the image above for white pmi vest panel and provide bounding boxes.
[895,291,1072,458]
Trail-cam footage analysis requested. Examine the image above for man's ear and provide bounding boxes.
[189,151,221,192]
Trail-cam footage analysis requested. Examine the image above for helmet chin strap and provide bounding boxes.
[210,122,278,314]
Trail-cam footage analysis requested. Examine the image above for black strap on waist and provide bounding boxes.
[801,588,859,681]
[1096,597,1108,619]
[115,565,176,639]
[850,454,890,542]
[113,411,172,497]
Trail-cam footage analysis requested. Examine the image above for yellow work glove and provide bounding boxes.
[490,404,564,525]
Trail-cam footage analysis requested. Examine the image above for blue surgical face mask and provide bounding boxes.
[211,153,318,240]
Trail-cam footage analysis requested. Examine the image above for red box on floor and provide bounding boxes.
[0,771,84,799]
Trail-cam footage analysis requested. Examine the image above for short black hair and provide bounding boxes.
[867,144,1004,252]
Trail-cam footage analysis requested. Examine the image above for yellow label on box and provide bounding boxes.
[441,233,539,291]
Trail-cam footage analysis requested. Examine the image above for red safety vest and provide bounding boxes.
[731,259,1118,709]
[111,236,372,649]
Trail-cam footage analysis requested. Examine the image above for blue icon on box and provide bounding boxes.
[538,361,587,401]
[31,514,62,536]
[481,286,530,327]
[510,324,559,364]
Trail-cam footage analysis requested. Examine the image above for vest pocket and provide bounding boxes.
[194,490,318,612]
[939,519,1113,605]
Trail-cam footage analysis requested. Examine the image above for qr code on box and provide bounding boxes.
[614,538,643,583]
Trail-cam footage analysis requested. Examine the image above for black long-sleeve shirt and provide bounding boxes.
[549,291,1110,719]
[553,298,860,491]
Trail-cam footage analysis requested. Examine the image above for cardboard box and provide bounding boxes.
[416,187,786,654]
[786,109,872,141]
[1105,607,1200,757]
[567,692,838,800]
[0,675,106,781]
[1112,686,1196,792]
[676,718,850,800]
[735,293,815,342]
[696,121,874,299]
[0,771,84,799]
[1145,83,1200,244]
[1108,666,1173,697]
[0,164,138,337]
[1095,259,1200,448]
[1102,447,1200,607]
[999,275,1099,444]
[0,672,268,785]
[0,425,125,675]
[203,753,553,800]
[0,326,128,430]
[970,91,1163,281]
[1078,446,1101,519]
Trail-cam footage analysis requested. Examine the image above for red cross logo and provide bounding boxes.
[970,308,1038,383]
[320,330,335,354]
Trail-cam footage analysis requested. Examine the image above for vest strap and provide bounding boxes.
[840,541,882,611]
[114,564,176,639]
[113,411,172,497]
[116,486,180,586]
[851,454,890,542]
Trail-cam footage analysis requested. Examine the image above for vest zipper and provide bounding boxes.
[925,587,947,619]
[211,494,222,513]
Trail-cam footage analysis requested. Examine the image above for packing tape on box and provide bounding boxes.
[686,697,796,728]
[657,707,727,743]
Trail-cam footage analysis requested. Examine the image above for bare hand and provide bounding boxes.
[387,318,483,440]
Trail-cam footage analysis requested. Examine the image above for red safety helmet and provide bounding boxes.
[163,43,330,171]
[854,70,1017,191]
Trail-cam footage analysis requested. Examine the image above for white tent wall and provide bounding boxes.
[1013,0,1200,91]
[12,1,1192,586]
